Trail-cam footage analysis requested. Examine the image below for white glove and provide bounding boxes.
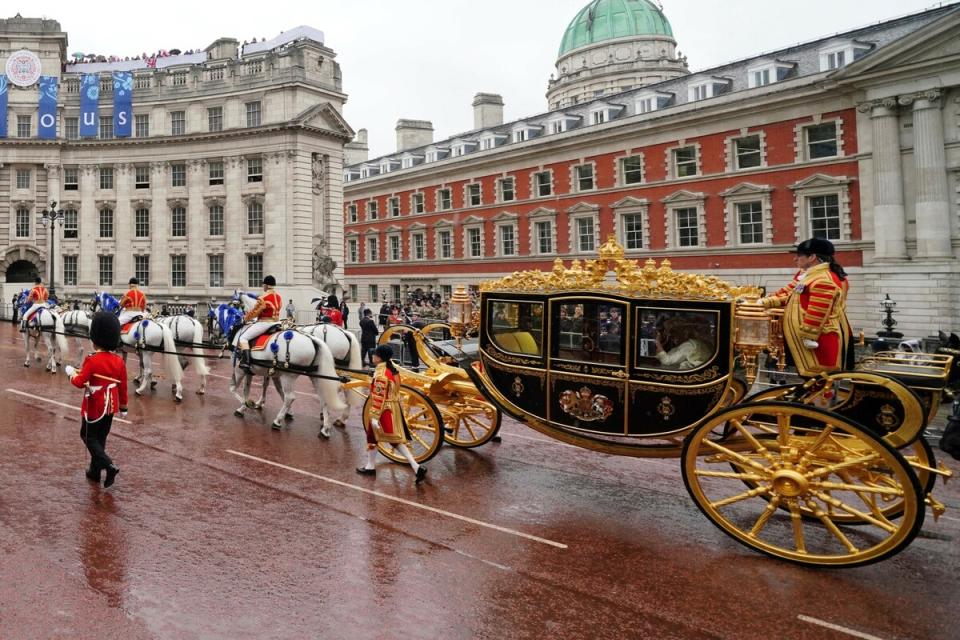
[803,339,819,349]
[65,365,76,377]
[370,418,380,430]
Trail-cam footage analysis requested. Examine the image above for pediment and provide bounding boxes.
[385,225,402,233]
[294,102,355,139]
[433,218,455,228]
[408,222,427,231]
[719,182,772,197]
[611,196,649,209]
[527,207,557,217]
[566,202,600,214]
[492,211,519,222]
[790,173,853,190]
[462,215,485,225]
[661,189,705,204]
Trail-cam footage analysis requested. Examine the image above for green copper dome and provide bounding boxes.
[559,0,674,57]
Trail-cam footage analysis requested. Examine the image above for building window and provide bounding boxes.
[99,116,114,140]
[673,147,698,178]
[824,50,846,70]
[753,68,771,87]
[171,206,187,237]
[535,220,553,254]
[367,237,379,262]
[134,166,150,189]
[247,201,264,234]
[209,162,224,186]
[735,135,762,169]
[513,129,527,143]
[467,228,482,258]
[412,193,425,214]
[575,164,595,191]
[134,255,150,286]
[498,225,516,256]
[209,254,224,288]
[99,167,114,190]
[350,284,358,301]
[412,233,425,260]
[135,208,150,238]
[15,169,30,189]
[171,164,186,187]
[15,208,31,238]
[246,101,262,127]
[65,117,79,139]
[621,156,644,185]
[208,106,223,132]
[170,110,186,135]
[391,285,401,303]
[369,284,379,302]
[348,204,358,223]
[438,230,452,259]
[389,197,401,217]
[247,158,263,183]
[438,189,452,211]
[99,255,114,287]
[99,208,114,238]
[623,213,644,250]
[689,84,710,101]
[806,123,839,159]
[63,255,78,286]
[441,284,452,300]
[347,239,358,263]
[737,201,764,244]
[368,200,379,220]
[591,111,607,125]
[808,194,841,240]
[389,235,401,261]
[171,255,187,287]
[17,115,31,137]
[535,171,553,197]
[575,217,596,253]
[499,178,515,202]
[64,168,79,191]
[135,114,150,137]
[467,184,482,207]
[209,205,224,236]
[246,254,263,288]
[62,209,79,239]
[675,208,699,247]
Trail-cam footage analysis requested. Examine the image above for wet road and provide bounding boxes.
[0,322,957,640]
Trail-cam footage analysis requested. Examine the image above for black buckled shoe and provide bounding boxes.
[104,465,120,488]
[85,467,101,483]
[415,466,428,484]
[355,467,376,476]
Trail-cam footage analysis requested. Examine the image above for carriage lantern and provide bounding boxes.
[448,285,473,347]
[734,297,771,387]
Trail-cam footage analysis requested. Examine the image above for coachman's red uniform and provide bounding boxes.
[244,290,283,322]
[28,284,49,304]
[324,308,344,327]
[365,364,408,445]
[71,351,129,422]
[120,288,147,312]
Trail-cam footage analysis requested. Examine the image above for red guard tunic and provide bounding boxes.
[366,364,408,445]
[244,291,282,323]
[325,308,344,327]
[120,288,147,311]
[28,284,49,304]
[70,352,129,423]
[763,263,851,377]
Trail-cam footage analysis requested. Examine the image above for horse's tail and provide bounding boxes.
[310,338,348,414]
[54,312,69,357]
[160,323,184,385]
[189,317,211,377]
[346,330,363,371]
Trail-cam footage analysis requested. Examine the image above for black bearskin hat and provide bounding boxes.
[89,311,121,351]
[793,238,835,257]
[373,345,394,363]
[263,275,276,287]
[327,294,340,308]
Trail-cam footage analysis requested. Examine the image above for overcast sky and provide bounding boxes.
[25,0,956,157]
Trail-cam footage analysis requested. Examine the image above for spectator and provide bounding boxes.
[359,309,378,367]
[378,300,391,328]
[340,298,350,328]
[286,300,296,321]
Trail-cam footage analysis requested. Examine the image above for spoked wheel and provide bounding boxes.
[440,394,502,448]
[377,324,414,345]
[682,401,924,567]
[363,385,444,464]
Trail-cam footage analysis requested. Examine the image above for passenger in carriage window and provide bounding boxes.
[654,315,714,370]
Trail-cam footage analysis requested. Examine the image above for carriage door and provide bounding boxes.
[548,298,628,435]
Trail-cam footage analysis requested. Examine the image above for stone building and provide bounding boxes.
[0,16,350,310]
[343,0,960,339]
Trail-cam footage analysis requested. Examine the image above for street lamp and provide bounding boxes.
[37,201,66,299]
[877,294,902,339]
[448,285,473,348]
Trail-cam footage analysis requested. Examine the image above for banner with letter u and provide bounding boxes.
[79,73,99,138]
[113,71,132,137]
[38,76,59,139]
[0,75,8,138]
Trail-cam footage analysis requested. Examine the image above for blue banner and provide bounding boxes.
[113,71,132,137]
[79,74,99,138]
[38,76,58,139]
[0,75,8,138]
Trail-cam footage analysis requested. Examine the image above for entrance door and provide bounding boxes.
[5,260,38,283]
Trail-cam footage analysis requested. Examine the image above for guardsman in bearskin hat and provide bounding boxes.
[323,294,344,327]
[64,311,128,488]
[118,277,148,325]
[20,275,49,330]
[355,345,428,484]
[237,275,283,369]
[760,238,853,376]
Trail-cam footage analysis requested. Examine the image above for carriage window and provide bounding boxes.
[635,309,717,371]
[488,301,544,357]
[553,301,625,365]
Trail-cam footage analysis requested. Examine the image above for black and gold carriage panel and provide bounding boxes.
[480,295,547,418]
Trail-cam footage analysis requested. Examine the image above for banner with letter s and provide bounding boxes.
[113,71,132,137]
[0,75,8,138]
[38,76,59,139]
[79,73,99,137]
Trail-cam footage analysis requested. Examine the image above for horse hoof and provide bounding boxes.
[196,389,205,395]
[271,422,283,431]
[245,400,256,409]
[135,389,143,396]
[255,404,264,411]
[23,363,29,368]
[150,381,158,390]
[284,413,294,421]
[133,377,142,385]
[333,420,346,429]
[174,395,182,403]
[234,409,244,417]
[318,429,330,439]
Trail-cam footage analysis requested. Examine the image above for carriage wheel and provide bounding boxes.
[718,377,749,409]
[682,401,924,567]
[440,393,502,448]
[377,324,415,345]
[362,385,444,464]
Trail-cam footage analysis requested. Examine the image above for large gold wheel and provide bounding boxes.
[440,393,502,448]
[682,401,924,567]
[362,385,444,464]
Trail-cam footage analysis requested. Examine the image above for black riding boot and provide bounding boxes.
[239,348,252,371]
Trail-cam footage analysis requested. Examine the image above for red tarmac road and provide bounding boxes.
[0,322,958,640]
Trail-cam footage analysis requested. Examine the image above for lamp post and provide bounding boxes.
[37,201,66,299]
[877,294,902,339]
[447,285,473,349]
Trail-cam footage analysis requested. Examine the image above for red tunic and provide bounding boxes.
[325,308,344,327]
[28,285,49,304]
[70,351,129,422]
[245,290,283,322]
[120,288,147,311]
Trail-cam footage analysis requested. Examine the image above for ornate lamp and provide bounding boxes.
[734,297,771,387]
[37,200,67,299]
[448,285,473,348]
[877,294,902,339]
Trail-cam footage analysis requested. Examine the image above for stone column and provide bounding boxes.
[224,157,245,289]
[114,163,134,282]
[903,90,953,258]
[187,159,206,288]
[861,99,907,259]
[78,165,98,287]
[150,162,170,288]
[44,164,62,286]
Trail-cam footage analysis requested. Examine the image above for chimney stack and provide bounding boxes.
[344,128,369,165]
[395,119,434,152]
[473,93,504,129]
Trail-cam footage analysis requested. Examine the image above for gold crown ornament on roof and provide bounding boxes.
[480,236,761,301]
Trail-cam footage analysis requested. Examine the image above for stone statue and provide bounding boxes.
[312,235,338,289]
[312,154,324,195]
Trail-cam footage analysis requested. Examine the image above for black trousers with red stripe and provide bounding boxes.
[80,415,114,472]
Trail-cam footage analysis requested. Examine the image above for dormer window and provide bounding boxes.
[450,140,477,157]
[511,123,542,143]
[634,91,673,114]
[400,153,423,169]
[819,41,873,71]
[379,159,400,174]
[747,61,796,88]
[546,113,581,135]
[589,102,624,126]
[424,146,449,163]
[479,132,508,151]
[359,164,380,179]
[687,78,731,102]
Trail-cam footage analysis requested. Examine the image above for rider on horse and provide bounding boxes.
[237,275,283,370]
[21,276,50,330]
[118,277,148,326]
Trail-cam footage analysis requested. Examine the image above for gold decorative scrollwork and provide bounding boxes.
[642,366,721,384]
[511,376,525,398]
[658,397,676,420]
[559,386,615,422]
[876,404,901,430]
[551,371,625,401]
[483,356,547,382]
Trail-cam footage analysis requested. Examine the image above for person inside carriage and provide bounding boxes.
[654,314,714,370]
[759,237,853,377]
[20,276,49,330]
[236,275,282,370]
[118,277,148,326]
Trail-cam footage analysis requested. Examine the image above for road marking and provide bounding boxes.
[225,449,567,549]
[5,388,132,424]
[797,615,888,640]
[454,549,510,571]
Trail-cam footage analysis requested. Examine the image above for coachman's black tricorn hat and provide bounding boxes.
[90,311,121,350]
[793,237,835,257]
[263,275,276,287]
[129,277,139,285]
[373,345,394,363]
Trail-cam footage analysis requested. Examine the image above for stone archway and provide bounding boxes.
[0,246,46,284]
[5,260,38,283]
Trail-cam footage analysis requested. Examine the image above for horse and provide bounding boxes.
[218,301,347,436]
[156,313,212,395]
[61,308,93,362]
[93,292,184,400]
[17,291,69,373]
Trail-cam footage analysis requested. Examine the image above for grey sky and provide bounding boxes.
[25,0,956,158]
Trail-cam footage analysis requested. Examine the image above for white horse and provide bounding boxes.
[20,301,69,373]
[61,309,92,362]
[157,314,212,395]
